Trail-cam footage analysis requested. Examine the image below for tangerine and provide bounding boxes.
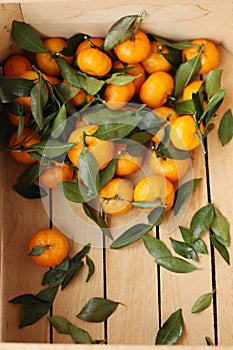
[104,81,135,110]
[114,143,143,176]
[77,48,112,77]
[40,163,74,189]
[3,54,32,77]
[142,41,172,74]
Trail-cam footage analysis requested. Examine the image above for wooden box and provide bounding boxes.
[0,1,233,349]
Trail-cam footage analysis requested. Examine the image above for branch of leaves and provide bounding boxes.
[9,243,94,327]
[48,297,122,344]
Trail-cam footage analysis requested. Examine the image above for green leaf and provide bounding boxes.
[153,36,194,50]
[205,69,223,100]
[218,109,233,146]
[205,336,214,345]
[82,202,113,240]
[0,76,34,102]
[99,158,117,189]
[210,206,230,247]
[78,148,99,196]
[106,72,136,85]
[174,53,202,99]
[137,110,165,131]
[12,182,48,199]
[131,199,165,210]
[19,299,51,328]
[29,245,48,256]
[30,81,48,130]
[55,82,80,102]
[191,290,215,313]
[77,297,120,322]
[156,256,197,273]
[12,20,48,53]
[190,203,214,242]
[83,105,134,124]
[51,104,67,138]
[85,255,95,282]
[61,33,86,56]
[110,223,152,249]
[61,244,91,290]
[202,89,226,122]
[179,226,192,244]
[48,316,92,344]
[170,238,198,262]
[155,308,183,344]
[42,258,70,287]
[68,323,92,344]
[147,206,164,226]
[192,239,208,254]
[209,233,230,265]
[174,100,195,114]
[58,181,97,203]
[32,140,76,158]
[17,163,44,184]
[104,15,138,51]
[94,118,142,140]
[56,57,104,95]
[173,178,202,215]
[143,236,173,260]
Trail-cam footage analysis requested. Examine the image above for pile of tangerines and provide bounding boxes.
[1,14,223,266]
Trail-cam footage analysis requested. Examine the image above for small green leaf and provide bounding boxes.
[42,258,70,287]
[210,206,230,247]
[68,323,92,344]
[205,69,223,100]
[173,178,202,215]
[51,104,67,138]
[56,57,105,95]
[131,199,165,210]
[190,203,214,242]
[106,72,136,85]
[104,15,138,51]
[110,223,152,249]
[205,336,214,345]
[218,109,233,146]
[192,239,208,254]
[143,236,173,260]
[61,244,91,290]
[32,140,76,158]
[209,233,230,265]
[156,256,197,273]
[202,89,226,122]
[174,100,195,114]
[0,76,34,102]
[94,118,142,140]
[58,181,97,203]
[48,316,70,334]
[17,163,44,185]
[179,226,192,244]
[29,245,49,256]
[174,53,202,99]
[77,297,120,322]
[170,238,198,262]
[147,206,164,227]
[12,182,48,199]
[30,81,48,130]
[99,158,117,189]
[78,148,99,196]
[61,33,86,56]
[155,308,183,344]
[153,36,194,50]
[12,20,48,53]
[191,290,215,313]
[85,255,95,282]
[54,82,80,102]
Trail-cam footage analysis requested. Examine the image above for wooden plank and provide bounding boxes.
[0,154,51,342]
[159,145,214,345]
[51,190,105,343]
[207,46,233,345]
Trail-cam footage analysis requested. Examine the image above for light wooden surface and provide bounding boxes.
[0,1,233,348]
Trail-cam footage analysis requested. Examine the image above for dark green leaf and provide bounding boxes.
[155,308,183,344]
[174,53,202,99]
[162,52,182,69]
[94,118,142,140]
[51,104,67,138]
[17,163,44,184]
[106,72,136,85]
[192,92,205,121]
[68,323,92,344]
[209,233,230,265]
[192,238,208,254]
[190,203,214,242]
[30,81,48,130]
[12,20,48,53]
[210,206,230,247]
[143,236,173,260]
[19,299,51,328]
[29,245,47,256]
[55,82,80,102]
[110,223,152,249]
[48,316,70,334]
[205,69,223,100]
[56,57,104,95]
[130,130,155,144]
[156,144,190,160]
[32,140,76,158]
[191,290,215,313]
[12,182,48,199]
[58,181,97,203]
[104,15,138,51]
[173,178,202,215]
[42,258,70,287]
[85,255,95,282]
[205,336,214,345]
[218,109,233,146]
[201,89,226,122]
[0,76,34,102]
[156,256,197,273]
[61,33,86,56]
[170,238,198,262]
[147,207,164,227]
[9,294,42,305]
[153,36,194,50]
[61,244,91,290]
[179,226,192,244]
[99,158,117,189]
[77,297,120,322]
[36,286,58,303]
[78,148,99,196]
[174,100,195,114]
[82,202,112,239]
